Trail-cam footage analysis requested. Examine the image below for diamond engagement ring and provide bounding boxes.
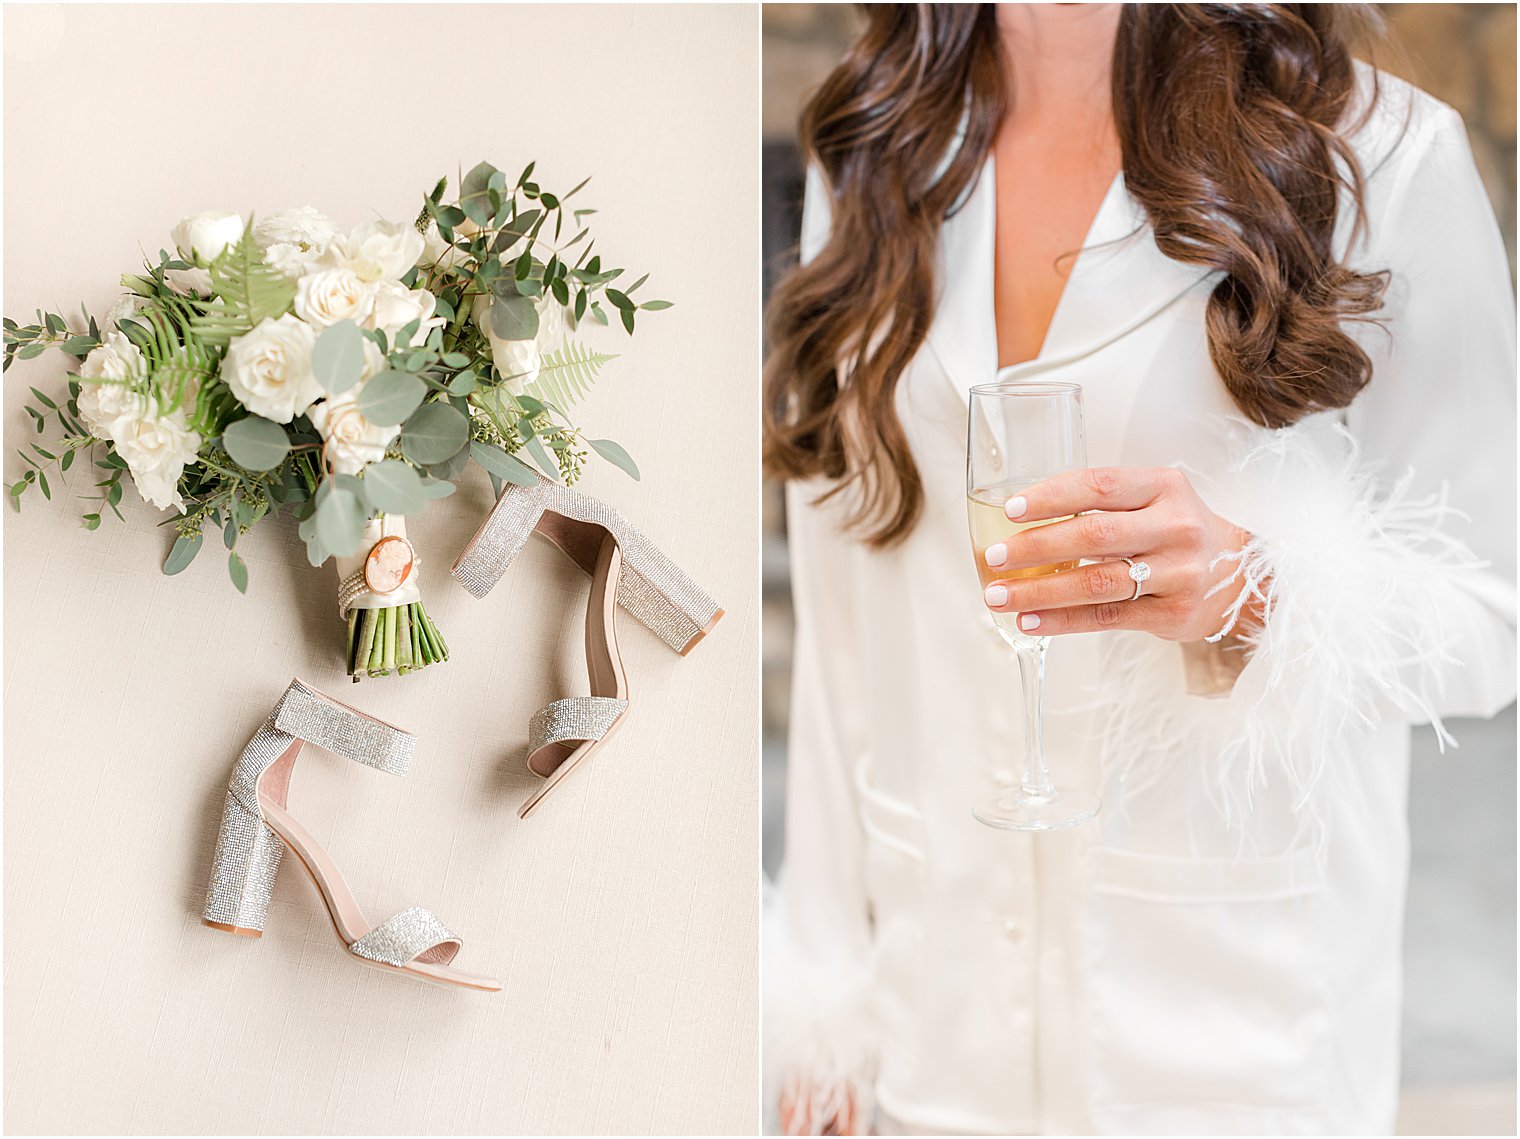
[1121,556,1151,601]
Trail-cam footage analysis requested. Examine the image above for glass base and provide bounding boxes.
[973,787,1101,832]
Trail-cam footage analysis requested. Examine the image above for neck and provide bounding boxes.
[995,3,1121,124]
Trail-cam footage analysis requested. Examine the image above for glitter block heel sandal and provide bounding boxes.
[451,477,724,818]
[201,677,500,992]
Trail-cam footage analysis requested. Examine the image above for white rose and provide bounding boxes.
[107,399,201,513]
[165,267,214,297]
[105,294,149,330]
[171,210,246,264]
[329,220,425,283]
[222,314,322,423]
[367,280,443,341]
[255,207,337,279]
[307,390,400,476]
[472,292,564,393]
[293,267,375,328]
[76,331,148,437]
[418,221,469,270]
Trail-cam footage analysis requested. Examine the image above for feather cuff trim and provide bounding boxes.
[1094,418,1487,847]
[762,878,877,1135]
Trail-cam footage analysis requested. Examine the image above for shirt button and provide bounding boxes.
[1002,918,1023,942]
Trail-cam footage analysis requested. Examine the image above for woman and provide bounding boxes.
[763,4,1515,1135]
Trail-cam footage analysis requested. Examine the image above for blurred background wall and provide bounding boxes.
[761,5,1517,1134]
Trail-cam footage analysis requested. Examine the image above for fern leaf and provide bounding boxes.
[524,338,619,409]
[132,301,216,417]
[190,227,295,347]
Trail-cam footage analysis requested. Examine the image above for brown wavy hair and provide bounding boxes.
[764,3,1392,547]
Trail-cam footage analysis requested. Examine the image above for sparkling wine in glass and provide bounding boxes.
[966,381,1100,831]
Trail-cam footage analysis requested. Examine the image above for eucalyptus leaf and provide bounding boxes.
[163,530,204,575]
[315,484,367,556]
[470,441,538,487]
[523,433,560,479]
[363,459,427,515]
[499,208,542,245]
[589,438,641,481]
[489,293,539,341]
[228,550,249,594]
[400,402,470,465]
[332,473,370,509]
[461,161,500,226]
[426,446,472,481]
[312,319,366,393]
[419,476,457,500]
[358,369,426,427]
[222,415,291,471]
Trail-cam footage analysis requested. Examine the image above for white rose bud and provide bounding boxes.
[418,221,458,268]
[222,314,322,424]
[367,280,443,341]
[307,390,400,476]
[105,294,148,330]
[107,400,201,513]
[294,267,375,328]
[165,267,214,297]
[76,331,148,438]
[255,207,337,279]
[471,292,564,393]
[330,219,425,283]
[171,210,246,265]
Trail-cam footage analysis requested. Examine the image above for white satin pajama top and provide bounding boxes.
[766,68,1517,1136]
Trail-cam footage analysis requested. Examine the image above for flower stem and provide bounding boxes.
[346,600,447,681]
[396,605,413,672]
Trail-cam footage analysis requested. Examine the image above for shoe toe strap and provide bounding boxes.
[350,906,461,967]
[527,696,628,777]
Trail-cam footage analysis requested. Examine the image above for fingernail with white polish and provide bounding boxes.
[985,584,1009,608]
[984,542,1008,567]
[1018,613,1042,632]
[1005,495,1027,520]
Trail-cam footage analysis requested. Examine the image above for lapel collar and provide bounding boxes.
[924,158,1223,404]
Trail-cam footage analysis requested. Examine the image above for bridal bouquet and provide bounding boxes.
[6,161,665,680]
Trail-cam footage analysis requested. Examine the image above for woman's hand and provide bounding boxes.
[981,466,1261,641]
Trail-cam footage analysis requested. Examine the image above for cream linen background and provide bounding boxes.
[2,5,758,1134]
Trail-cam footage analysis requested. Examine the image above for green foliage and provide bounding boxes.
[363,459,427,514]
[469,440,537,486]
[190,227,296,346]
[312,319,366,393]
[524,338,619,409]
[400,401,470,464]
[120,299,217,421]
[359,370,426,426]
[4,306,99,372]
[163,530,203,575]
[588,438,640,482]
[223,415,291,471]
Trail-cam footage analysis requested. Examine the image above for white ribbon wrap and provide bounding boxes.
[335,515,422,613]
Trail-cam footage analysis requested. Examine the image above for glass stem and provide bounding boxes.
[1013,637,1055,801]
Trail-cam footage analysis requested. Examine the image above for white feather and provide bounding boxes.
[1090,417,1487,854]
[762,876,878,1136]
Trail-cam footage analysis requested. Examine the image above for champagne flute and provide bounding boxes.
[966,381,1100,830]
